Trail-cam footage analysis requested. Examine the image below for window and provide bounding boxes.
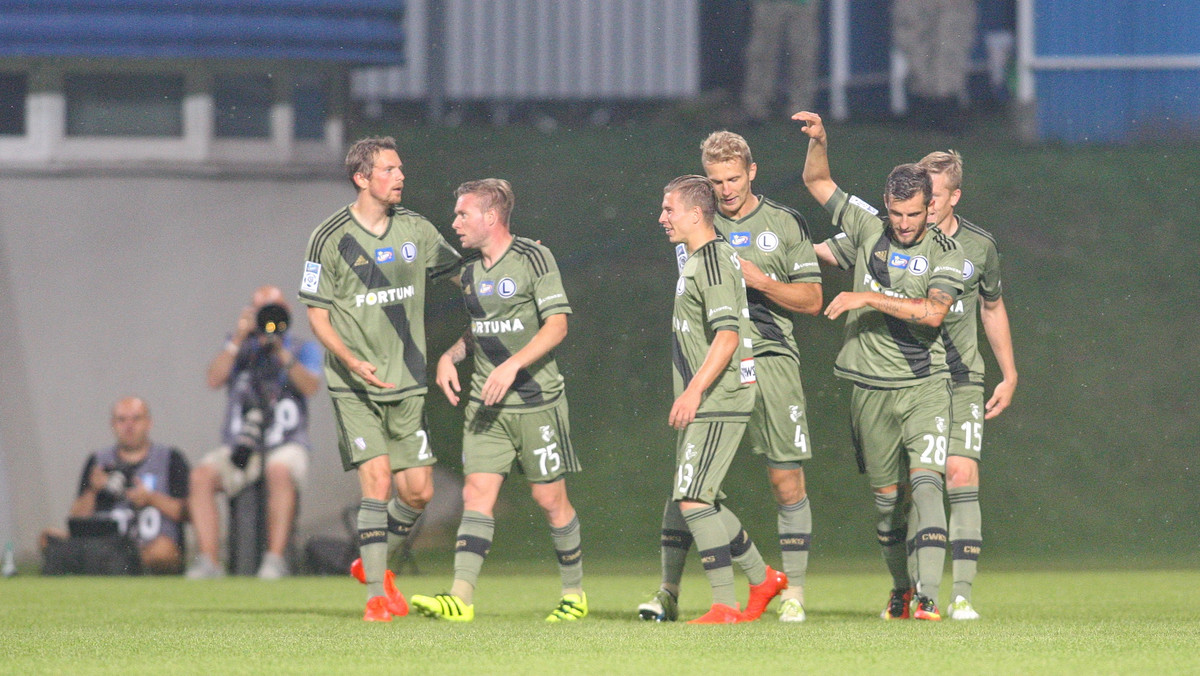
[0,72,27,136]
[214,74,273,138]
[65,73,184,136]
[293,75,329,140]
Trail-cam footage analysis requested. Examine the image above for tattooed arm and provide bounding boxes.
[823,287,954,327]
[435,331,475,406]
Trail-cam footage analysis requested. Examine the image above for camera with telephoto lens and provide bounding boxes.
[100,464,135,499]
[255,303,290,337]
[230,406,264,470]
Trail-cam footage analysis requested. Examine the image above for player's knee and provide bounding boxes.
[401,486,432,510]
[944,457,978,488]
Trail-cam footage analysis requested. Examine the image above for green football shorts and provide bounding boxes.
[463,397,580,482]
[331,394,435,472]
[948,383,985,461]
[850,377,951,488]
[672,420,748,504]
[745,353,813,468]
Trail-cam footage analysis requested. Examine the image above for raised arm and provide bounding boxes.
[793,111,838,207]
[980,296,1018,419]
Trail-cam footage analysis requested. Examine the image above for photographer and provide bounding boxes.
[41,397,190,575]
[187,286,321,579]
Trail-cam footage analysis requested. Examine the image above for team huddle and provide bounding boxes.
[299,111,1016,624]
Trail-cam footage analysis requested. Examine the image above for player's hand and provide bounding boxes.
[124,477,151,508]
[669,390,702,430]
[985,379,1016,419]
[791,111,825,141]
[824,291,868,320]
[481,360,520,406]
[738,257,770,291]
[349,358,395,389]
[435,354,462,406]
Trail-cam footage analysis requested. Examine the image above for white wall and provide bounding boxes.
[0,173,370,562]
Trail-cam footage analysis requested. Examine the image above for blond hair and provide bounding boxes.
[700,130,753,169]
[918,150,964,192]
[455,178,516,224]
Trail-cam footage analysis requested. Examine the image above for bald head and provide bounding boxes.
[251,285,286,309]
[110,397,151,453]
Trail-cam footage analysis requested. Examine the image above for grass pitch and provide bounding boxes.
[3,566,1198,675]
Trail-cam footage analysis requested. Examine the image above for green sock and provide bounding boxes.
[451,510,494,605]
[387,498,423,566]
[681,505,737,608]
[550,514,583,595]
[874,490,910,591]
[948,485,981,601]
[907,471,948,605]
[356,498,388,600]
[717,504,766,585]
[658,500,692,596]
[778,496,811,601]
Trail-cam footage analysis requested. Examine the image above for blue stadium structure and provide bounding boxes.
[0,0,406,167]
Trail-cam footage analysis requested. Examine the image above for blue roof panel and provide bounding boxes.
[0,0,405,65]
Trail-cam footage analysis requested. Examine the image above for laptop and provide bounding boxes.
[67,517,120,538]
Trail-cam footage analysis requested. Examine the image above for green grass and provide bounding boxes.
[4,567,1199,674]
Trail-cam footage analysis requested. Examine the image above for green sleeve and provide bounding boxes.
[928,240,966,301]
[299,228,340,310]
[979,239,1003,301]
[532,247,572,318]
[700,257,742,334]
[786,224,822,283]
[423,220,461,280]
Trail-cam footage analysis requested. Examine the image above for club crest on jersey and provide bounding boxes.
[729,232,752,247]
[970,403,982,420]
[498,277,517,298]
[963,259,975,280]
[756,231,779,252]
[675,276,687,296]
[685,443,697,461]
[478,281,495,296]
[888,252,911,269]
[935,417,946,434]
[908,256,929,275]
[789,405,802,423]
[301,261,321,293]
[401,242,417,262]
[540,425,555,443]
[375,247,395,264]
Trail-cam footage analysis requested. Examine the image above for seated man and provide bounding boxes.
[187,285,322,579]
[41,396,190,575]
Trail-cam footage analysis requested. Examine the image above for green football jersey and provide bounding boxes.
[299,205,460,402]
[712,197,821,361]
[459,237,572,412]
[821,188,965,388]
[673,238,756,421]
[941,215,1003,386]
